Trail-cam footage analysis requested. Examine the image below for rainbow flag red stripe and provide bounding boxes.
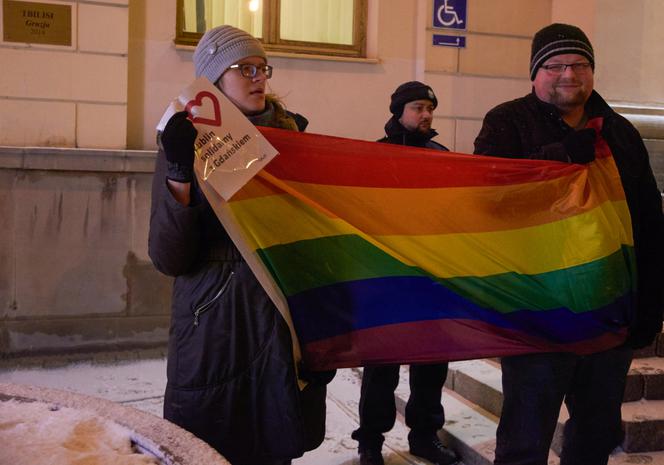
[217,119,634,370]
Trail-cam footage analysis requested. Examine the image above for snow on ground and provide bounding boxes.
[0,399,159,465]
[0,359,424,465]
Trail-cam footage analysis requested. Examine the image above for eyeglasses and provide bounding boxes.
[540,62,592,74]
[228,63,273,79]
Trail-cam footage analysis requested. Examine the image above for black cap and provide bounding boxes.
[530,23,594,80]
[389,81,438,118]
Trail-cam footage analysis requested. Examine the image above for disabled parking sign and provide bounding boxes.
[433,0,467,30]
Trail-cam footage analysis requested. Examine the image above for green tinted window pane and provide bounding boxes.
[279,0,354,45]
[182,0,263,38]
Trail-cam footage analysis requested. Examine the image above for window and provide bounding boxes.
[176,0,367,58]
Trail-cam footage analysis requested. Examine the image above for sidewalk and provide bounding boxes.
[0,354,444,465]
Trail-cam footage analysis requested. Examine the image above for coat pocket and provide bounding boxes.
[192,271,234,327]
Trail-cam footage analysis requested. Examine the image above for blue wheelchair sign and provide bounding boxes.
[433,0,467,30]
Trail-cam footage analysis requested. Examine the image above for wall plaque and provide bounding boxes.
[3,0,72,46]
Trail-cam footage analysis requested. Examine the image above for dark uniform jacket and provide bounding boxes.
[474,90,664,348]
[148,99,327,464]
[379,116,449,150]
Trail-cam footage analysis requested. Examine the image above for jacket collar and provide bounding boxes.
[384,116,439,145]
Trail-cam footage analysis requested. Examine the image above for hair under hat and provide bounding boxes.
[389,81,438,118]
[530,23,594,80]
[193,25,267,84]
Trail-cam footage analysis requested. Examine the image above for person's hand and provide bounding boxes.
[562,128,596,164]
[298,363,336,385]
[161,111,197,182]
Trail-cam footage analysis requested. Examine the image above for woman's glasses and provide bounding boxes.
[228,63,273,79]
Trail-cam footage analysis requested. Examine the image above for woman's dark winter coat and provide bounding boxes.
[148,97,327,464]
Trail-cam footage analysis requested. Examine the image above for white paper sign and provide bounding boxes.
[157,77,279,200]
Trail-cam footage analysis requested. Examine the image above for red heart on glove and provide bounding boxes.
[185,91,222,126]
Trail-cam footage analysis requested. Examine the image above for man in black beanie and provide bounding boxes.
[350,81,458,465]
[474,23,664,465]
[379,81,449,149]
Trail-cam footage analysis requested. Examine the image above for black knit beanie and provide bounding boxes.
[530,23,594,80]
[389,81,438,118]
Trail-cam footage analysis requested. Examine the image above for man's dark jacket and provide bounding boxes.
[474,90,664,348]
[379,116,449,150]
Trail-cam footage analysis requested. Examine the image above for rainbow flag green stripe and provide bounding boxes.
[257,235,634,314]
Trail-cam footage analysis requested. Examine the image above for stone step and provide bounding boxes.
[625,357,664,401]
[447,359,664,454]
[448,356,664,414]
[553,399,664,455]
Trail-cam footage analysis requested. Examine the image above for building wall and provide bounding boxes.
[4,1,663,151]
[0,147,169,356]
[127,0,550,153]
[0,0,129,148]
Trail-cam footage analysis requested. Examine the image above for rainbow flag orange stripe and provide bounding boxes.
[219,119,635,370]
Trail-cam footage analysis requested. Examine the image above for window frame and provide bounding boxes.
[175,0,368,58]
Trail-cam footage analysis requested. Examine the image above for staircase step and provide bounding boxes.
[625,357,664,401]
[448,358,664,454]
[449,355,664,405]
[553,398,664,454]
[446,360,503,417]
[622,399,664,452]
[608,450,664,464]
[438,389,560,465]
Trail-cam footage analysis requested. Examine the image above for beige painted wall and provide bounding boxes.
[553,0,664,107]
[127,0,551,152]
[3,0,664,151]
[0,0,129,148]
[127,0,419,149]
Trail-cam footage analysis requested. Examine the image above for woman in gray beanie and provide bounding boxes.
[148,25,331,465]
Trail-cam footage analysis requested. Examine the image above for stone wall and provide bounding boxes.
[0,147,170,357]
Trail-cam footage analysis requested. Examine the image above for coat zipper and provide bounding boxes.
[193,271,234,327]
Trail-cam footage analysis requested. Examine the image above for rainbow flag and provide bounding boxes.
[206,118,635,370]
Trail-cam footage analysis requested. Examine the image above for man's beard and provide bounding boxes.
[549,84,589,110]
[417,121,431,134]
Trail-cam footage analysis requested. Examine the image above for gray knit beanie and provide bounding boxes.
[194,25,267,84]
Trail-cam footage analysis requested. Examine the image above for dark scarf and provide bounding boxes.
[247,96,299,131]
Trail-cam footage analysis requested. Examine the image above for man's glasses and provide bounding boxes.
[228,63,273,79]
[541,62,592,74]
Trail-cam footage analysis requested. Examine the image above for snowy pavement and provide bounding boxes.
[0,356,439,465]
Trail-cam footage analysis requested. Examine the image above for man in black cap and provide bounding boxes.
[350,81,458,465]
[378,81,449,149]
[474,23,664,465]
